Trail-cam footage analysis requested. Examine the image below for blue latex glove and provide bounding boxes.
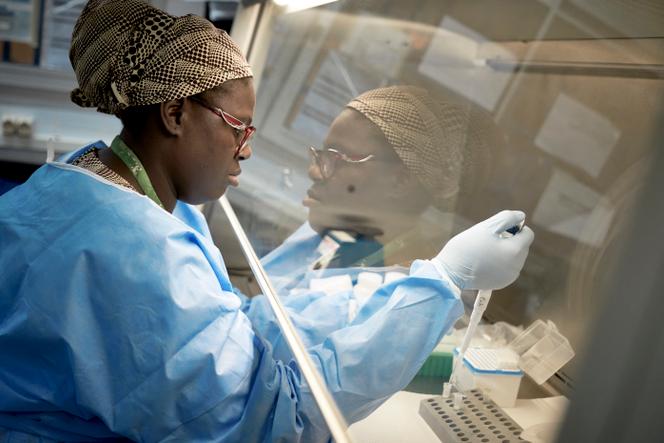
[432,210,534,290]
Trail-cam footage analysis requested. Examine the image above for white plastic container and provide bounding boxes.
[309,274,353,296]
[348,272,383,322]
[454,347,524,407]
[383,271,407,284]
[508,319,575,385]
[353,272,383,305]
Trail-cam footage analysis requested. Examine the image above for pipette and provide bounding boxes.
[443,220,525,398]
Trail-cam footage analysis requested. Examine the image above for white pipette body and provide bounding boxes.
[446,289,493,394]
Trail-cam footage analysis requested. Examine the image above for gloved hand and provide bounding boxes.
[432,210,534,290]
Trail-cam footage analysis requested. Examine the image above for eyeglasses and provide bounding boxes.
[309,146,375,179]
[189,95,256,158]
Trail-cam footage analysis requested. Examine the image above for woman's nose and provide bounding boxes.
[237,143,252,161]
[308,160,324,181]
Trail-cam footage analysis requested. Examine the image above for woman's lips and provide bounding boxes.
[228,172,241,187]
[303,188,321,207]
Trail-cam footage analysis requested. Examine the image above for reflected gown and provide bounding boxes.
[0,142,462,442]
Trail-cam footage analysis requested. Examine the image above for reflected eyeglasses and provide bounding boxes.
[189,96,256,158]
[309,146,375,179]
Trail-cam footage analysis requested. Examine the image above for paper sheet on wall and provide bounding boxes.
[0,0,37,45]
[535,93,619,178]
[532,169,614,247]
[289,50,381,142]
[290,14,407,141]
[417,16,514,111]
[338,15,410,79]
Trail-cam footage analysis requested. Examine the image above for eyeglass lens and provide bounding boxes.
[234,127,255,158]
[309,148,336,178]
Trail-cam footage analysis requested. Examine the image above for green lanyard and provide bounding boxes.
[109,136,165,209]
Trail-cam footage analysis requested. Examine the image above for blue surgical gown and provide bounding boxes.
[0,142,462,442]
[248,224,417,362]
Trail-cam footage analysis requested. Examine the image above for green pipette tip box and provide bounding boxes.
[417,350,454,378]
[418,335,456,378]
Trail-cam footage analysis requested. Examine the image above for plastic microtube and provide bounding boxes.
[453,392,464,410]
[442,382,452,398]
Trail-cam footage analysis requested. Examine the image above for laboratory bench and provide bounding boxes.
[345,373,567,442]
[350,374,568,443]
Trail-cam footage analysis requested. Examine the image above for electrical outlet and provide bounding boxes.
[16,118,33,138]
[1,115,34,138]
[1,116,14,137]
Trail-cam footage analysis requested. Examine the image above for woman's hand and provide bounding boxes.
[432,210,535,290]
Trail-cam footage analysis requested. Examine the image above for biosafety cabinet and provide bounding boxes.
[1,1,663,442]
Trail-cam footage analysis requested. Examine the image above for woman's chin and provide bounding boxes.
[308,211,383,237]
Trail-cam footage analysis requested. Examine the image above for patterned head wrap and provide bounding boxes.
[69,0,252,115]
[347,86,499,209]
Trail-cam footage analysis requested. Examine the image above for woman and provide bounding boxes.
[0,2,532,441]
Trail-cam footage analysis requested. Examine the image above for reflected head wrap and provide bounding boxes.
[347,86,499,209]
[69,0,252,115]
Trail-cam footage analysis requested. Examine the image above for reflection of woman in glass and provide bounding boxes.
[262,85,502,289]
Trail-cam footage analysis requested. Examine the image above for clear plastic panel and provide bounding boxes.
[208,0,664,439]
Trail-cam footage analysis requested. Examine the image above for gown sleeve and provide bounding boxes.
[242,260,463,428]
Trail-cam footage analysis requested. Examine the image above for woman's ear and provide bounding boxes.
[160,98,185,136]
